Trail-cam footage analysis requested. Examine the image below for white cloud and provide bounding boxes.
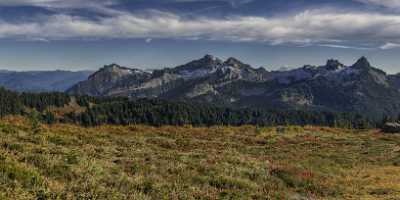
[0,0,121,15]
[0,0,58,4]
[380,42,400,49]
[0,0,114,7]
[1,9,400,49]
[319,44,373,50]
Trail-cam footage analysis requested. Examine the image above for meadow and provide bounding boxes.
[0,117,399,199]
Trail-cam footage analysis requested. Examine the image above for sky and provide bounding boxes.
[1,0,400,73]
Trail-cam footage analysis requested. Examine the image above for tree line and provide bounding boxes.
[0,87,381,128]
[66,98,375,129]
[0,87,70,117]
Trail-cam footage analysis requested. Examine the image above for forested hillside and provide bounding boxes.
[0,87,383,129]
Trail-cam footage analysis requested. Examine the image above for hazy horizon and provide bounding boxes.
[1,53,399,75]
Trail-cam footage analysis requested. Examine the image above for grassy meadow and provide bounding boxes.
[0,117,399,199]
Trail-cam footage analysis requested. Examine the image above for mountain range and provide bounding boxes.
[67,55,400,118]
[0,70,92,92]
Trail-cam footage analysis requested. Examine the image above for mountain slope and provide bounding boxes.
[0,70,92,92]
[67,64,152,96]
[67,56,400,118]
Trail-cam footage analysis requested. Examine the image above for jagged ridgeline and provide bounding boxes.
[0,87,376,128]
[67,55,400,119]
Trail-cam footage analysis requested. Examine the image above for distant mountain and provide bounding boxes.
[67,55,400,118]
[66,64,151,96]
[0,70,93,92]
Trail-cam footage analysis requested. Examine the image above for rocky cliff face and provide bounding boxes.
[67,55,400,118]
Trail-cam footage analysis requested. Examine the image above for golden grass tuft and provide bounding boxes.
[0,120,399,199]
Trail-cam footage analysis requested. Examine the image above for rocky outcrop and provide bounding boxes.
[325,59,345,71]
[382,122,400,133]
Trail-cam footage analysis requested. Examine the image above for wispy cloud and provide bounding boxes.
[0,8,399,49]
[380,42,400,49]
[145,38,152,43]
[0,0,121,15]
[355,0,400,9]
[0,0,116,7]
[319,44,373,50]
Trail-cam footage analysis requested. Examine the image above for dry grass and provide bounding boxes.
[0,118,399,199]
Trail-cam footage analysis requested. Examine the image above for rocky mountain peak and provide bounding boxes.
[224,57,246,68]
[197,54,222,65]
[352,56,371,68]
[347,57,389,86]
[88,63,133,80]
[99,64,127,72]
[173,55,223,74]
[105,63,120,68]
[203,54,217,61]
[326,59,344,70]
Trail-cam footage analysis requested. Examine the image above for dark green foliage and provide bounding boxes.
[65,98,376,128]
[0,87,70,117]
[20,92,70,112]
[0,87,23,117]
[42,111,56,124]
[0,86,380,129]
[75,95,129,107]
[28,110,41,134]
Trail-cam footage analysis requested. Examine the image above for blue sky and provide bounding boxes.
[1,0,400,73]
